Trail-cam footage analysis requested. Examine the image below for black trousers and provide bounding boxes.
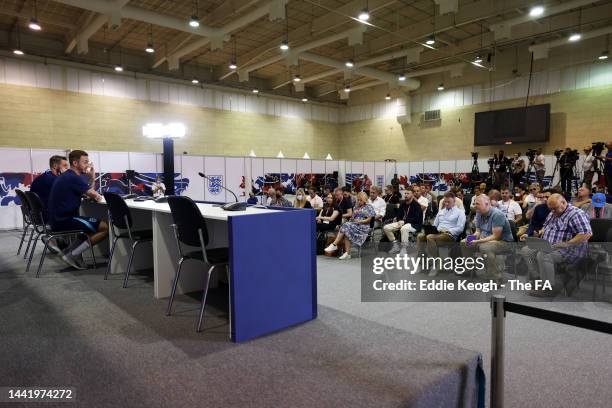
[512,171,525,188]
[560,168,573,195]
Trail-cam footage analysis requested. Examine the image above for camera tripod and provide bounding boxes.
[525,158,536,185]
[551,157,580,195]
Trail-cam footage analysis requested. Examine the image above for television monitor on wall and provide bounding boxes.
[474,103,550,146]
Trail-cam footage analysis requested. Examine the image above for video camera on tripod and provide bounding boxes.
[526,149,537,163]
[592,142,606,156]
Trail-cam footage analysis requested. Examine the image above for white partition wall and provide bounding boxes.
[181,155,205,200]
[0,147,573,230]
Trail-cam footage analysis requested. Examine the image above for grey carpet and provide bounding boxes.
[0,231,481,408]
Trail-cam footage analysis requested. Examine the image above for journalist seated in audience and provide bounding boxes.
[382,184,401,204]
[30,155,69,219]
[522,183,539,210]
[247,192,258,205]
[334,187,353,221]
[269,188,292,207]
[470,186,481,211]
[293,188,312,209]
[316,194,341,232]
[572,184,592,208]
[488,189,502,208]
[384,190,423,255]
[499,187,523,223]
[517,189,552,237]
[422,183,436,203]
[411,185,430,214]
[522,193,592,296]
[581,192,612,219]
[324,192,375,260]
[416,192,466,276]
[307,188,323,210]
[451,187,465,210]
[461,194,514,280]
[368,186,386,223]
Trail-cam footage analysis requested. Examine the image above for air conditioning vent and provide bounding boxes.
[424,109,441,121]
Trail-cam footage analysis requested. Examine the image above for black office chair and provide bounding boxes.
[166,196,229,332]
[589,218,612,295]
[15,189,33,256]
[103,192,153,287]
[24,191,96,277]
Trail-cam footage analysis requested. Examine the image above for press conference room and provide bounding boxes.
[1,1,612,407]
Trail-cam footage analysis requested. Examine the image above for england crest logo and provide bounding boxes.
[208,175,223,195]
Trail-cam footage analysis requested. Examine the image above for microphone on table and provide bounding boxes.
[198,172,238,203]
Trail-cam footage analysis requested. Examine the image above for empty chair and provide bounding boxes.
[14,189,33,256]
[24,191,96,277]
[103,192,153,287]
[166,196,229,332]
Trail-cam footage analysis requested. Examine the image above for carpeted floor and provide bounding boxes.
[2,230,612,407]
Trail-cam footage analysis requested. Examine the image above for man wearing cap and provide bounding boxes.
[581,192,612,219]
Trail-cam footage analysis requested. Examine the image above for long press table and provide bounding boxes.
[82,199,317,342]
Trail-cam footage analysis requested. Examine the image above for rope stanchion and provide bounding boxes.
[489,296,612,408]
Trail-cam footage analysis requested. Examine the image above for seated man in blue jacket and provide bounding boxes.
[416,191,466,276]
[30,155,68,220]
[383,190,423,254]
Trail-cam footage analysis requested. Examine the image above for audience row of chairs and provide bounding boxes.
[15,190,228,332]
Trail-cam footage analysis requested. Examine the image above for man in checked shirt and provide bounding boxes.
[529,193,592,296]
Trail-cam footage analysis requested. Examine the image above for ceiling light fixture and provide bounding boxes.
[13,49,24,55]
[599,50,609,60]
[474,54,483,63]
[145,24,154,53]
[252,89,259,94]
[398,73,406,81]
[191,79,199,84]
[358,8,370,21]
[529,6,545,17]
[114,65,124,72]
[437,83,444,91]
[293,74,301,82]
[345,59,354,68]
[568,33,581,42]
[344,84,351,92]
[189,15,200,27]
[229,61,237,70]
[301,97,308,102]
[425,36,435,45]
[280,39,289,50]
[385,93,391,100]
[145,43,155,53]
[28,17,41,31]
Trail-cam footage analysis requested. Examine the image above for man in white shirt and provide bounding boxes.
[416,192,466,276]
[411,185,430,213]
[306,187,323,210]
[534,149,546,186]
[522,183,539,210]
[498,187,523,223]
[266,188,275,206]
[582,145,596,189]
[368,186,386,221]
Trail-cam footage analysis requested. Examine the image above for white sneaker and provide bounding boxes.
[399,246,408,256]
[324,243,338,253]
[388,241,401,254]
[60,253,87,270]
[427,268,438,277]
[338,252,351,260]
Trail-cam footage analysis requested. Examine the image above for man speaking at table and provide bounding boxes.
[47,150,108,269]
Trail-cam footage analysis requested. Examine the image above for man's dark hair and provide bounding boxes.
[542,188,555,194]
[49,155,67,169]
[501,186,510,192]
[443,191,456,199]
[68,150,88,166]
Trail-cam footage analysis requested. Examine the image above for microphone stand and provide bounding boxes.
[198,172,238,205]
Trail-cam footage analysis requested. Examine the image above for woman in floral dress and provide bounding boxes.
[324,192,375,260]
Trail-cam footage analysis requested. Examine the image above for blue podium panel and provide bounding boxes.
[228,208,317,342]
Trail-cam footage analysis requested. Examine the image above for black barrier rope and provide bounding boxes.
[504,302,612,335]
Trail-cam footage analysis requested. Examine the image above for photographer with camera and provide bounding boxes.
[582,145,597,189]
[534,148,546,186]
[511,153,526,189]
[559,148,578,196]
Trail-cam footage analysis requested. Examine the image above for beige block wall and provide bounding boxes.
[338,84,612,161]
[0,83,340,159]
